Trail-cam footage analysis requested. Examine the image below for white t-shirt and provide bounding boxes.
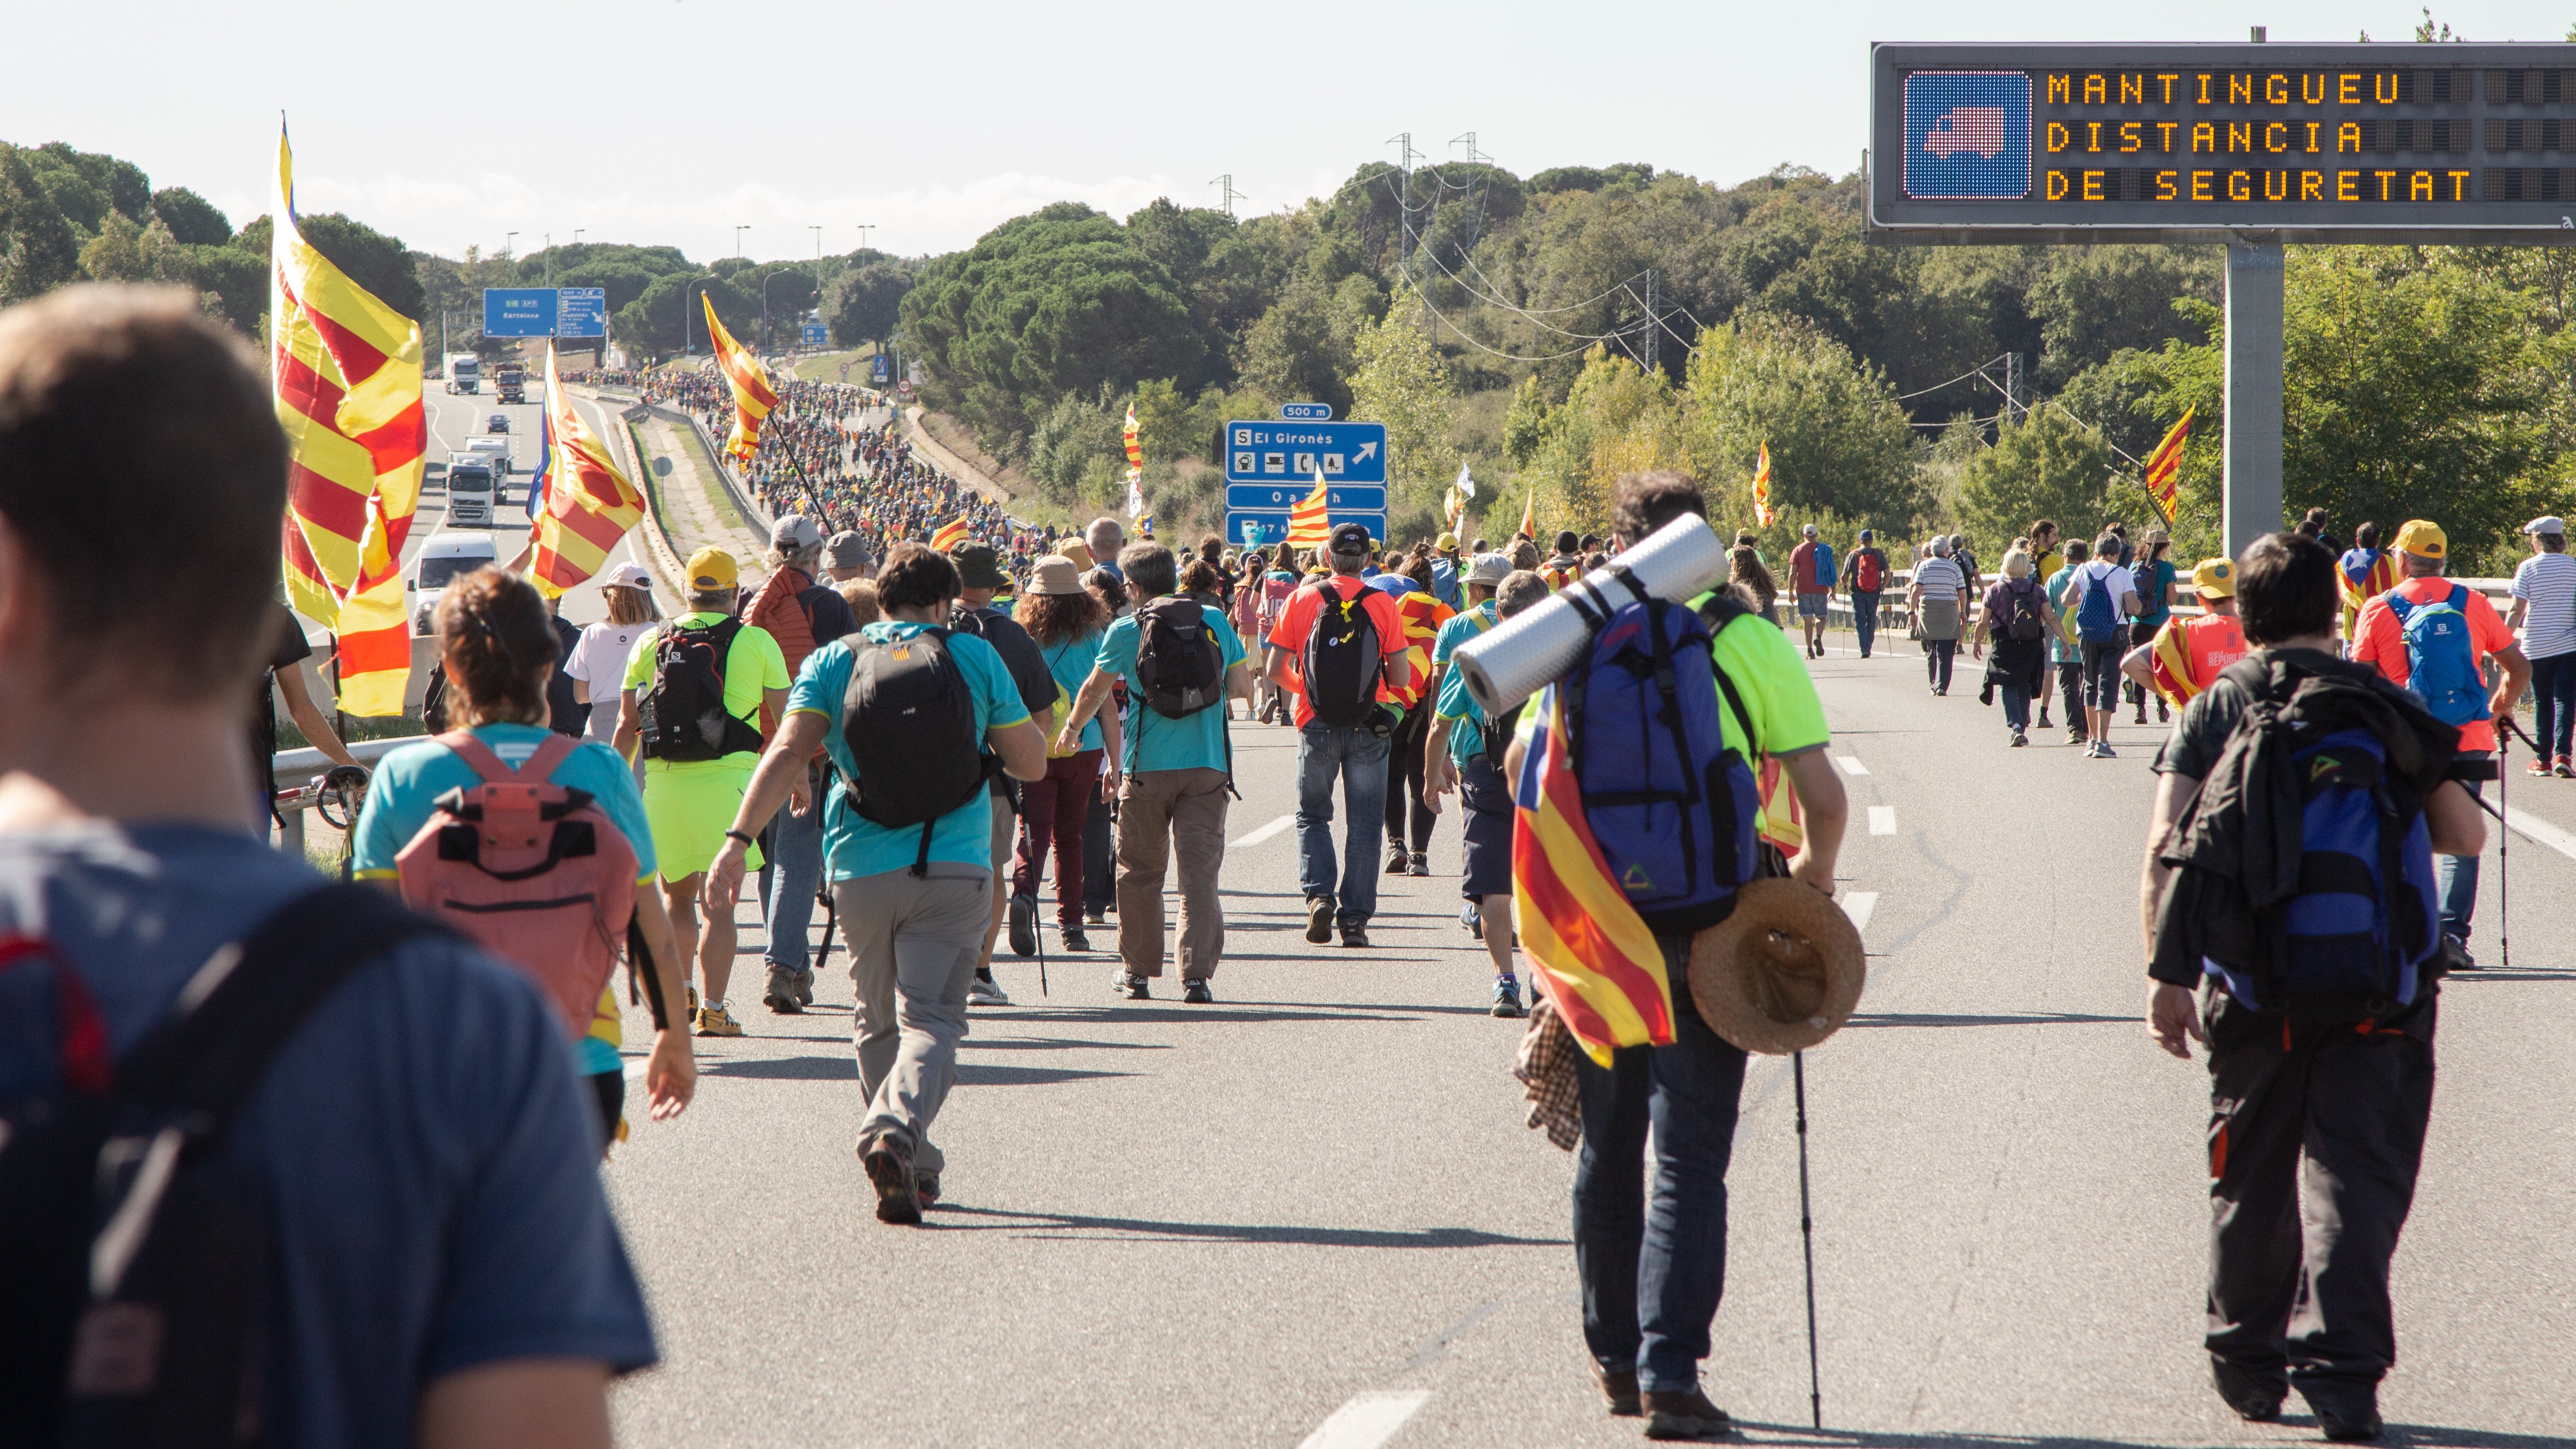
[2511,550,2576,660]
[564,621,649,745]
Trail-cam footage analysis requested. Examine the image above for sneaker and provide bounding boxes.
[2557,754,2574,778]
[2209,1358,2283,1423]
[2528,758,2553,777]
[1461,900,1482,939]
[2097,742,2118,759]
[2134,709,2149,725]
[1183,977,1214,1004]
[1006,893,1038,957]
[694,1003,743,1037]
[762,966,805,1015]
[2310,1396,2384,1443]
[1641,1386,1732,1440]
[1114,971,1151,1000]
[1589,1360,1642,1418]
[1059,927,1091,952]
[1407,851,1430,877]
[1385,841,1411,874]
[913,1172,941,1208]
[1339,924,1370,949]
[2158,700,2171,723]
[2067,728,2087,746]
[2035,711,2052,728]
[2010,729,2027,747]
[861,1134,922,1225]
[967,973,1012,1008]
[2082,740,2102,759]
[1084,904,1107,925]
[795,969,814,1006]
[1492,976,1526,1018]
[1306,898,1334,944]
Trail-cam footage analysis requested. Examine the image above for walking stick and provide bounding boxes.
[1793,1050,1824,1429]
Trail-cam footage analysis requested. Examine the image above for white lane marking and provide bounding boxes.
[1297,1391,1432,1449]
[623,1057,649,1080]
[1837,755,1870,775]
[1868,805,1897,835]
[1841,890,1878,935]
[1231,813,1294,849]
[2504,805,2576,864]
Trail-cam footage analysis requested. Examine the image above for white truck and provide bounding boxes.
[410,533,498,635]
[442,451,499,526]
[444,353,482,395]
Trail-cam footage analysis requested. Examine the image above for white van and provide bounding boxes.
[410,533,498,635]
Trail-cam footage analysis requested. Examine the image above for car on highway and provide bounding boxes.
[486,413,511,434]
[410,532,498,635]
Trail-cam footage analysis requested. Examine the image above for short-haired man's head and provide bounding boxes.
[2093,533,2121,558]
[689,586,736,613]
[2064,539,2090,564]
[877,542,962,612]
[1496,570,1550,618]
[1553,530,1580,555]
[0,285,284,701]
[1085,516,1125,551]
[1929,537,1952,558]
[1121,542,1177,598]
[436,567,557,727]
[2403,550,2444,576]
[1610,470,1706,546]
[2236,532,2339,646]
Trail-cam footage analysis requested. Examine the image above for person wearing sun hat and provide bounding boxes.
[2121,556,2249,709]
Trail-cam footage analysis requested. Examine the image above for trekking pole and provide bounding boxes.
[1793,1050,1824,1430]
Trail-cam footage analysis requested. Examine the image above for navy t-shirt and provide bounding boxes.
[0,823,656,1444]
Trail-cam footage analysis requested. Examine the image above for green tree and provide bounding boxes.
[78,213,194,287]
[0,145,83,303]
[2025,246,2220,387]
[1347,293,1464,533]
[1951,407,2122,552]
[828,258,914,346]
[1679,320,1920,531]
[1512,347,1684,535]
[148,186,230,246]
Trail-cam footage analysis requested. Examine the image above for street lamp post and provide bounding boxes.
[734,225,749,258]
[504,231,518,259]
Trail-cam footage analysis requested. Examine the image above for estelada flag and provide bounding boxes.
[1286,470,1331,548]
[702,293,777,461]
[1752,440,1775,528]
[2339,546,2398,628]
[526,345,646,599]
[271,122,424,718]
[1513,684,1674,1065]
[1123,403,1143,470]
[2142,406,2194,524]
[930,515,971,552]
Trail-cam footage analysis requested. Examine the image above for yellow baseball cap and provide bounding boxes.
[2191,557,2235,600]
[2392,519,2446,560]
[1437,532,1459,551]
[686,547,738,591]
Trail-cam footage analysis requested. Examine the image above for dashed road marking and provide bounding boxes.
[1868,805,1897,835]
[1232,813,1294,849]
[1837,755,1870,776]
[1297,1391,1433,1449]
[2505,805,2576,865]
[1842,890,1879,935]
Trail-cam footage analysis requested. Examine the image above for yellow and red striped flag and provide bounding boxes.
[1513,686,1673,1064]
[930,515,972,552]
[2142,406,2193,524]
[1123,402,1143,470]
[702,293,777,461]
[526,345,647,598]
[1752,440,1774,528]
[1286,470,1331,548]
[271,124,424,718]
[1518,487,1536,541]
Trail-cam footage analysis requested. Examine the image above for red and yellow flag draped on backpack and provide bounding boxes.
[702,293,776,460]
[1751,441,1775,528]
[271,124,425,718]
[2142,406,2193,524]
[526,345,647,598]
[1514,686,1675,1065]
[1286,470,1331,548]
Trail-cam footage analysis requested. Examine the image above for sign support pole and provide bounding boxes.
[2221,241,2284,561]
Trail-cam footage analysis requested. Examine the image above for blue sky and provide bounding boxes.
[4,2,2559,261]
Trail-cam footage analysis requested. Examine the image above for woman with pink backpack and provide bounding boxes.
[351,566,697,1151]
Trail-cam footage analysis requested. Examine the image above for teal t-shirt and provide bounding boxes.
[353,723,657,884]
[2046,564,2083,665]
[1093,603,1246,775]
[2134,558,2179,627]
[1432,598,1499,668]
[789,623,1030,882]
[1039,629,1107,752]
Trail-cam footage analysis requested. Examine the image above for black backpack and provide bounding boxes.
[950,603,1059,723]
[838,626,994,875]
[640,618,764,762]
[1134,596,1224,721]
[2002,577,2046,641]
[1298,582,1382,728]
[0,886,448,1449]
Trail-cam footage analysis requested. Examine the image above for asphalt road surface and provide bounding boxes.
[594,630,2576,1449]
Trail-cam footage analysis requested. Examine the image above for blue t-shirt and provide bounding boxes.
[1430,557,1462,611]
[0,823,655,1442]
[1039,628,1107,752]
[1093,602,1246,775]
[790,622,1031,881]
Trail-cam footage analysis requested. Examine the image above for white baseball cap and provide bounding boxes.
[2523,515,2566,537]
[599,561,652,591]
[771,513,822,550]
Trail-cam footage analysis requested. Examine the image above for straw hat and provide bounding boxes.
[1057,539,1096,571]
[1686,880,1866,1055]
[1028,555,1085,595]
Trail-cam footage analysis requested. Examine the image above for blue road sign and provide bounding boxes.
[870,354,892,384]
[1226,483,1386,513]
[556,288,607,337]
[1223,419,1387,486]
[1280,402,1333,420]
[483,288,558,337]
[802,322,828,346]
[1226,509,1388,550]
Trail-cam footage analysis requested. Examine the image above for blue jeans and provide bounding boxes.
[2001,681,2030,731]
[762,766,826,974]
[2533,651,2576,759]
[2439,749,2488,943]
[1573,935,1749,1393]
[1296,723,1391,928]
[1850,589,1879,656]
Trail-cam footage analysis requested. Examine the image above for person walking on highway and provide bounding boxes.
[2027,521,2064,728]
[949,543,1063,1007]
[1971,548,2058,746]
[2505,514,2576,777]
[2141,531,2485,1440]
[1843,527,1887,658]
[2121,558,2248,710]
[2351,520,2529,960]
[2127,532,2179,724]
[1423,567,1548,1016]
[1381,552,1455,878]
[1910,536,1968,695]
[2044,539,2089,742]
[745,515,859,1015]
[1790,522,1835,658]
[2066,534,2142,758]
[1010,556,1118,954]
[1266,522,1411,949]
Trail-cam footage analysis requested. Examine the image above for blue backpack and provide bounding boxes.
[1561,588,1761,933]
[2385,584,2489,726]
[2074,561,2125,643]
[2255,725,2441,1008]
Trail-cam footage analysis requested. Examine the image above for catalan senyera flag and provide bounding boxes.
[1385,589,1454,711]
[1752,440,1775,528]
[271,124,424,718]
[2142,406,2194,524]
[1513,685,1674,1065]
[1517,487,1536,542]
[1286,470,1331,548]
[1122,403,1143,470]
[702,293,777,461]
[929,515,972,552]
[526,345,647,599]
[2148,613,2250,707]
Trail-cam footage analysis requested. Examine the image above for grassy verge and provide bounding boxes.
[791,346,880,383]
[664,419,752,537]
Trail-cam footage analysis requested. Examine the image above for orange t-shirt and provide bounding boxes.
[2351,576,2515,752]
[1266,575,1408,728]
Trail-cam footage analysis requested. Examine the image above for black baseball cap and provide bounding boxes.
[1328,522,1372,556]
[1554,530,1579,553]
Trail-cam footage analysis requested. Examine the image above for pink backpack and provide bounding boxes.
[394,732,638,1039]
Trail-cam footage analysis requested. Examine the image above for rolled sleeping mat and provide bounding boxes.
[1451,512,1730,720]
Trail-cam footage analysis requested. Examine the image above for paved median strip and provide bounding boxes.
[1296,1391,1433,1449]
[1231,813,1294,849]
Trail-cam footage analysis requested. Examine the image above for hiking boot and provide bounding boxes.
[1385,841,1411,874]
[1006,893,1038,957]
[2307,1393,2384,1443]
[1114,971,1151,1000]
[1492,976,1526,1018]
[2010,729,2027,747]
[1339,924,1370,949]
[2209,1358,2283,1422]
[694,1003,743,1037]
[1085,904,1107,925]
[1407,851,1430,877]
[1641,1385,1732,1440]
[1306,898,1334,944]
[1183,977,1214,1004]
[762,966,805,1015]
[795,969,814,1006]
[861,1134,922,1225]
[1589,1361,1642,1417]
[968,973,1012,1008]
[1059,927,1091,953]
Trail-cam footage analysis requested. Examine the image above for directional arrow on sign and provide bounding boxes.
[1355,442,1378,463]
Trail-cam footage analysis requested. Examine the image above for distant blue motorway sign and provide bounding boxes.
[1226,509,1387,550]
[1226,483,1386,513]
[556,288,608,338]
[483,288,558,337]
[1280,402,1332,420]
[1223,419,1387,486]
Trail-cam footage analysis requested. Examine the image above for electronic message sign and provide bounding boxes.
[1869,44,2576,243]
